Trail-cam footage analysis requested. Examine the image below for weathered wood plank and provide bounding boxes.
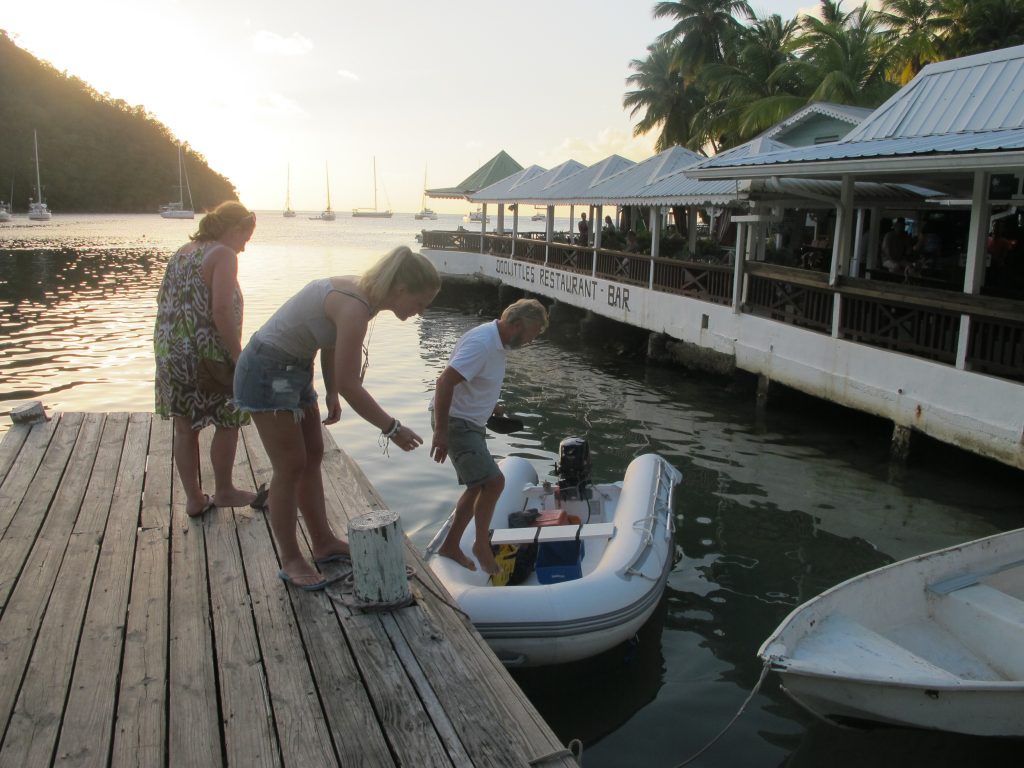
[167,424,222,768]
[319,445,456,767]
[0,413,107,746]
[0,423,30,488]
[326,439,576,767]
[111,413,171,768]
[199,428,279,768]
[0,417,58,540]
[0,413,82,610]
[56,412,150,767]
[0,413,124,767]
[240,424,397,767]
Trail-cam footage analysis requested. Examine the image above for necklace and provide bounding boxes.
[360,316,376,383]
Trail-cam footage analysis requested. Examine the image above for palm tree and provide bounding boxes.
[939,0,1024,58]
[653,0,754,80]
[791,1,899,107]
[879,0,950,82]
[697,13,808,146]
[623,41,706,151]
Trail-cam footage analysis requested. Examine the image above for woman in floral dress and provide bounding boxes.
[154,201,261,517]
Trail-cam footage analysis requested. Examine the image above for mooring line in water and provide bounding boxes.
[672,661,771,768]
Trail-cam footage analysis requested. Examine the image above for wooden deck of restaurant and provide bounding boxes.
[0,411,577,768]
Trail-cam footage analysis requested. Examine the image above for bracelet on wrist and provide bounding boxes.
[382,418,401,439]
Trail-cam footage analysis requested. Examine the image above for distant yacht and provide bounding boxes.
[28,130,51,221]
[352,157,392,218]
[159,144,194,219]
[414,166,438,220]
[283,163,296,217]
[0,201,11,223]
[531,207,546,222]
[465,208,488,224]
[310,162,335,220]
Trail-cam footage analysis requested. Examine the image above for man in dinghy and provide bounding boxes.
[429,299,549,575]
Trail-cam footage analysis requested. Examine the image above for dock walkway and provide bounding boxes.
[0,412,577,767]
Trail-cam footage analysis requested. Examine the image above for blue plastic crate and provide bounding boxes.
[535,540,585,584]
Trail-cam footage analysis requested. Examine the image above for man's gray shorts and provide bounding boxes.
[447,417,501,488]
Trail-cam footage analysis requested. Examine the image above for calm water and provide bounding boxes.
[1,213,1021,767]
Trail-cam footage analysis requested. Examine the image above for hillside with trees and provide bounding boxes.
[0,30,237,213]
[625,0,1024,155]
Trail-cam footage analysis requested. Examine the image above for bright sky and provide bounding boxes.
[5,0,819,214]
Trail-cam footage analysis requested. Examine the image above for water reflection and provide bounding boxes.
[2,218,1022,767]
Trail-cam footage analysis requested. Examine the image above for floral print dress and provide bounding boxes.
[154,242,248,429]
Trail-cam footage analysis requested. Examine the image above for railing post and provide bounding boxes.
[957,170,991,369]
[732,223,746,314]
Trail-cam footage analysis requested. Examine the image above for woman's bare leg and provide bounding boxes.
[252,411,322,587]
[210,425,257,507]
[295,407,348,561]
[173,417,209,517]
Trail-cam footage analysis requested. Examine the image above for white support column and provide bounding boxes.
[593,204,603,276]
[829,174,854,286]
[688,207,698,257]
[650,207,661,260]
[545,206,554,265]
[497,204,505,235]
[867,207,881,270]
[569,204,575,245]
[850,208,866,278]
[956,170,991,369]
[732,223,747,314]
[512,204,519,257]
[480,203,487,253]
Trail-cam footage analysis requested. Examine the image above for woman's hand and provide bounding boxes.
[392,425,423,452]
[323,392,342,425]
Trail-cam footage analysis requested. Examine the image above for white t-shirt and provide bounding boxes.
[433,320,506,427]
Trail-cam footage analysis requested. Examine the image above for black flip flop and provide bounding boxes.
[250,483,270,510]
[486,415,524,434]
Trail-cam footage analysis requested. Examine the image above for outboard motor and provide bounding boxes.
[555,437,592,499]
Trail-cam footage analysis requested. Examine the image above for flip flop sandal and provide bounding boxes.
[250,483,270,510]
[277,570,328,592]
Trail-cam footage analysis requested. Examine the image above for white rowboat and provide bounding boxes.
[759,527,1024,736]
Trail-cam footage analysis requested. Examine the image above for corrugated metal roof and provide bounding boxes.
[469,165,548,201]
[468,159,587,202]
[764,101,873,140]
[426,150,524,199]
[691,44,1024,177]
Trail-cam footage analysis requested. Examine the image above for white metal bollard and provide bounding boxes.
[348,509,411,608]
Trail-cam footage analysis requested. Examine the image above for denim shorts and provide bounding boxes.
[446,417,501,488]
[233,339,317,420]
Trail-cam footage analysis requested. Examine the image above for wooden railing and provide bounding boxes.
[421,230,1024,383]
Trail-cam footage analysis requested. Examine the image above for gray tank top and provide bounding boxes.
[254,278,370,359]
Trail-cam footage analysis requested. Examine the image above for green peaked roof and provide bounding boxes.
[426,150,524,199]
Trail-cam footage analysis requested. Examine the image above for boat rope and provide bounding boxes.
[412,571,473,621]
[671,660,771,768]
[327,564,417,613]
[529,737,584,766]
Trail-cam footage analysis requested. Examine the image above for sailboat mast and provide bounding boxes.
[325,163,332,210]
[372,157,377,211]
[286,164,291,208]
[177,145,184,206]
[34,130,43,203]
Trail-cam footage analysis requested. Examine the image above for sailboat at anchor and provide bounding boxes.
[159,144,194,219]
[283,164,296,217]
[352,157,392,218]
[28,130,52,221]
[310,162,335,220]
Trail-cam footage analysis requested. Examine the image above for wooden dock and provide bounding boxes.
[0,412,578,767]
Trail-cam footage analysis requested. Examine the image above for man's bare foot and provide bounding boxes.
[212,487,258,508]
[438,544,477,571]
[472,541,501,576]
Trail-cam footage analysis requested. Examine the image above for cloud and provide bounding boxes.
[336,69,359,81]
[544,128,657,166]
[251,30,314,56]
